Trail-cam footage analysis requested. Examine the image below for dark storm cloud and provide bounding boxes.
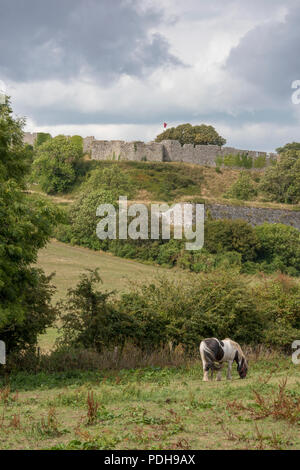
[0,0,182,83]
[226,1,300,104]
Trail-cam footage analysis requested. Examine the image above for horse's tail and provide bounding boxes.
[200,339,223,371]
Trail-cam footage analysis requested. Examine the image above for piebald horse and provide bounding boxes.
[200,338,248,381]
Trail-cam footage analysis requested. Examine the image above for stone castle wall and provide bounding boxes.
[89,140,164,162]
[88,138,277,167]
[147,202,300,231]
[205,203,300,231]
[23,132,278,167]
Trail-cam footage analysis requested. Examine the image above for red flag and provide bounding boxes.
[163,122,167,129]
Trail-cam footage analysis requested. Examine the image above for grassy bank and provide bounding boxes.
[37,239,170,302]
[0,356,299,450]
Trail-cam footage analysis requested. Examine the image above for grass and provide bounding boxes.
[37,240,168,301]
[0,357,299,450]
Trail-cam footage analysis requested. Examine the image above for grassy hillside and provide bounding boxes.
[27,160,300,211]
[37,240,169,301]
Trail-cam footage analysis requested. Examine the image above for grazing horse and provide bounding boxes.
[200,338,248,381]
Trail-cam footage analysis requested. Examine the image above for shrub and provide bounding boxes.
[222,153,253,169]
[117,270,265,351]
[258,148,300,203]
[254,275,300,348]
[204,219,260,261]
[255,223,300,275]
[215,156,223,167]
[58,269,133,352]
[253,154,267,168]
[83,165,135,198]
[157,239,183,266]
[224,172,257,200]
[117,292,169,351]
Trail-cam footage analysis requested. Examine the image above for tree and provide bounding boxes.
[0,97,29,185]
[0,98,61,353]
[32,135,84,194]
[68,188,117,250]
[259,148,300,203]
[276,142,300,154]
[155,123,226,147]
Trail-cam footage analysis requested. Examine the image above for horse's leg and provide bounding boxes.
[227,361,233,380]
[210,368,214,381]
[200,348,209,382]
[216,363,224,381]
[202,361,210,381]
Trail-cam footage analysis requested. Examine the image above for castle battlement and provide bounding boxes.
[85,137,277,167]
[23,132,278,167]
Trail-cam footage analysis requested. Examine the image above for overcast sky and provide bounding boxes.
[1,0,299,151]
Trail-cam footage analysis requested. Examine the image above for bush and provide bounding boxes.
[221,153,253,169]
[255,223,300,275]
[254,275,300,348]
[117,270,265,351]
[58,269,133,352]
[58,268,269,354]
[253,154,267,168]
[224,172,257,200]
[258,148,300,203]
[204,219,260,262]
[83,165,135,198]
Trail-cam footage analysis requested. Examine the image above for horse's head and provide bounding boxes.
[237,357,248,379]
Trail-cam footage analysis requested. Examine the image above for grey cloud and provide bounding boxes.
[18,95,296,128]
[226,1,300,104]
[0,0,182,83]
[175,0,292,23]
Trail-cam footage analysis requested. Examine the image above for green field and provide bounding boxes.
[0,357,299,450]
[37,240,169,301]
